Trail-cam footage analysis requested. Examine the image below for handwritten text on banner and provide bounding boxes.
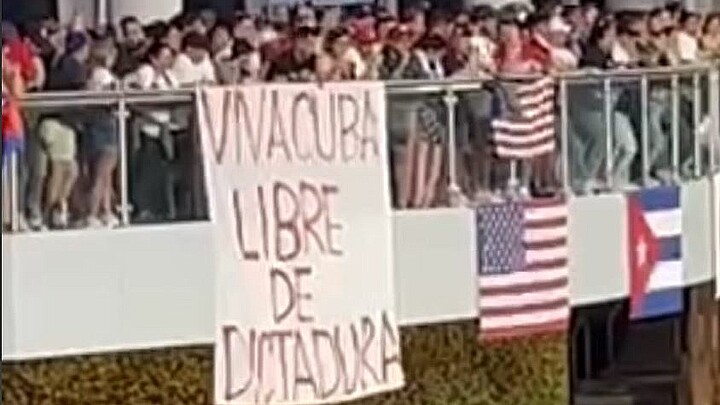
[198,82,405,405]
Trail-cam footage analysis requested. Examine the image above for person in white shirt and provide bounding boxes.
[172,32,217,86]
[86,39,120,228]
[548,16,579,71]
[675,11,701,63]
[129,42,180,221]
[211,23,234,63]
[612,24,639,68]
[468,5,498,75]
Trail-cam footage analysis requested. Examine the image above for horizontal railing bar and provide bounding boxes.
[15,63,718,105]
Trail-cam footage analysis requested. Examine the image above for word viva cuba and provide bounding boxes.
[201,87,382,166]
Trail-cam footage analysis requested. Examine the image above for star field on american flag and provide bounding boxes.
[477,198,570,341]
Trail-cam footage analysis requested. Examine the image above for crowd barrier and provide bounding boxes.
[2,65,719,232]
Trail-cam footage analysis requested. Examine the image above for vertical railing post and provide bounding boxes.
[640,75,650,186]
[9,151,20,232]
[117,92,131,226]
[559,77,571,195]
[603,77,614,190]
[710,68,720,172]
[443,89,461,200]
[671,74,680,182]
[692,72,702,178]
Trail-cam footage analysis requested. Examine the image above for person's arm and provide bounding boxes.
[135,65,155,89]
[27,56,45,90]
[171,54,191,85]
[5,64,26,98]
[202,58,218,84]
[315,54,336,81]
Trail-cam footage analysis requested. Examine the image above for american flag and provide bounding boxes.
[477,197,569,341]
[491,76,556,159]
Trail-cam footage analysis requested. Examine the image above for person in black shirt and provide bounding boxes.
[40,31,89,228]
[264,26,319,82]
[580,18,616,69]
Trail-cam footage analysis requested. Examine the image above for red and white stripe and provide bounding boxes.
[491,77,557,160]
[479,198,570,341]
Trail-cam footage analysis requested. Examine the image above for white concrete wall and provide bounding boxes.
[2,179,717,361]
[108,0,182,24]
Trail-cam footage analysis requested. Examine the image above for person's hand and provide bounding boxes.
[71,14,85,32]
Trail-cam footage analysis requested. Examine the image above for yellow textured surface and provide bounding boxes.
[2,322,568,405]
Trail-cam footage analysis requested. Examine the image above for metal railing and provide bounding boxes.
[2,65,719,232]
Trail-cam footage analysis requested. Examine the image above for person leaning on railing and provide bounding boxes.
[84,38,120,228]
[37,31,89,229]
[125,41,180,223]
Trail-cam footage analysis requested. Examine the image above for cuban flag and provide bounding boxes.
[2,92,24,164]
[627,187,683,320]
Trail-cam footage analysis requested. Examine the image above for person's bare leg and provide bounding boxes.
[413,139,430,208]
[398,133,418,209]
[422,143,444,208]
[88,154,116,218]
[60,161,78,205]
[44,161,65,218]
[100,154,117,217]
[392,144,406,209]
[2,164,9,228]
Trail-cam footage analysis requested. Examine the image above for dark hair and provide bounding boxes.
[679,10,699,25]
[120,16,141,35]
[169,15,185,31]
[323,27,350,53]
[525,9,551,29]
[665,1,683,15]
[231,38,254,59]
[704,12,720,34]
[648,7,667,20]
[146,41,171,61]
[145,21,169,41]
[211,21,231,37]
[588,17,614,45]
[182,32,210,51]
[470,5,496,23]
[416,33,446,50]
[295,25,320,38]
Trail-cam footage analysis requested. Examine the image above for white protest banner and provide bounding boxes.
[197,82,405,405]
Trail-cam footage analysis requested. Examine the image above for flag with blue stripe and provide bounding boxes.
[627,186,683,320]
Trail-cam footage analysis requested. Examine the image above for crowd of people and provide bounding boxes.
[2,1,720,231]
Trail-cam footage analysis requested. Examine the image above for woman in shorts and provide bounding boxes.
[85,39,120,227]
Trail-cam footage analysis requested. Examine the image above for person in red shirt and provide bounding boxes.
[523,11,559,196]
[2,22,38,86]
[495,14,543,74]
[521,11,553,73]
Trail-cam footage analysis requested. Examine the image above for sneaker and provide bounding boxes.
[517,186,531,199]
[51,205,69,229]
[654,169,675,185]
[102,213,120,228]
[86,216,105,229]
[17,215,29,232]
[27,214,46,232]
